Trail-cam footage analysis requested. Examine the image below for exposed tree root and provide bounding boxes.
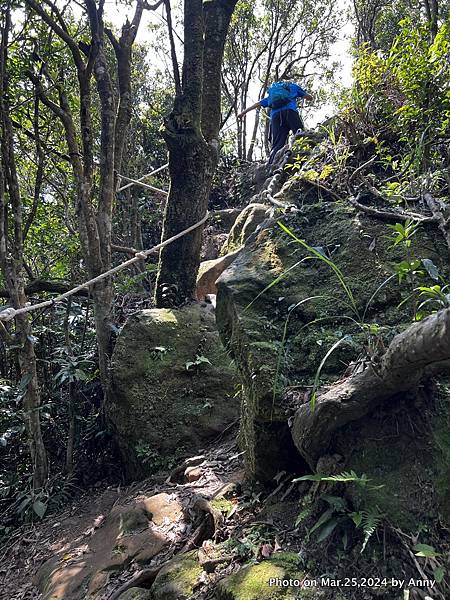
[108,566,162,600]
[291,308,450,467]
[349,195,437,223]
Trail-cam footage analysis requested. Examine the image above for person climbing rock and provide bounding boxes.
[238,81,313,164]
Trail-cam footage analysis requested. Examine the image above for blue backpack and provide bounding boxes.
[267,81,291,109]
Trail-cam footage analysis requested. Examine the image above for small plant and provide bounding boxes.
[387,219,418,249]
[293,470,381,488]
[293,472,383,552]
[416,284,450,313]
[413,544,450,584]
[185,355,212,371]
[135,441,166,471]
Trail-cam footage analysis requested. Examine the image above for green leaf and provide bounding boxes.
[433,566,445,583]
[309,508,334,535]
[33,500,47,519]
[351,511,363,527]
[316,517,339,542]
[322,495,347,511]
[421,259,439,281]
[414,543,440,558]
[196,355,212,365]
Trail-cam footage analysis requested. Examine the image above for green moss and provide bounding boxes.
[109,305,238,479]
[217,199,450,484]
[151,551,202,600]
[144,308,178,324]
[334,395,440,530]
[211,498,235,515]
[216,553,321,599]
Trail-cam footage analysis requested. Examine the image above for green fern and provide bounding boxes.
[352,509,383,552]
[293,470,373,487]
[359,508,382,553]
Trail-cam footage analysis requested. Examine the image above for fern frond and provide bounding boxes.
[360,508,382,553]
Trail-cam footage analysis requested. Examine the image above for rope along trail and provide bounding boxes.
[1,117,306,323]
[0,212,209,322]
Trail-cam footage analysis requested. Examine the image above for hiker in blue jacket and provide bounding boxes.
[238,81,313,164]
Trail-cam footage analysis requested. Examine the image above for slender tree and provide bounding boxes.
[0,5,48,489]
[25,0,147,394]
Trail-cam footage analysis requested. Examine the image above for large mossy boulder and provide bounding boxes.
[216,198,450,527]
[109,304,238,478]
[216,552,322,600]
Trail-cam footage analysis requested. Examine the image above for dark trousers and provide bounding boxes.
[269,109,303,164]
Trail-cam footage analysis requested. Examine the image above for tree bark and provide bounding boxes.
[155,0,237,306]
[291,308,450,468]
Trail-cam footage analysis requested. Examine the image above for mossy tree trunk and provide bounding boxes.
[155,0,237,307]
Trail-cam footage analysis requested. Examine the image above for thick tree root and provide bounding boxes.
[291,308,450,467]
[108,566,162,600]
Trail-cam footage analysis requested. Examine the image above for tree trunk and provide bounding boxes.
[17,313,48,489]
[291,308,450,468]
[0,7,48,489]
[156,127,213,305]
[155,0,237,306]
[247,107,261,161]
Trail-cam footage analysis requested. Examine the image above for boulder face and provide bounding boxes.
[221,203,269,255]
[109,304,238,478]
[216,198,450,525]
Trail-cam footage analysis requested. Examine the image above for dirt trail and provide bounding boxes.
[1,433,244,600]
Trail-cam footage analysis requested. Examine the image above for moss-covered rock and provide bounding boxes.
[333,390,450,530]
[216,196,450,528]
[151,550,202,600]
[216,553,322,599]
[108,304,238,477]
[221,203,269,255]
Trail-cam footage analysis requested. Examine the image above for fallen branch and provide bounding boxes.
[291,308,450,467]
[348,155,377,185]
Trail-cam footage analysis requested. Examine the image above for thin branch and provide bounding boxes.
[164,0,181,95]
[25,0,85,71]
